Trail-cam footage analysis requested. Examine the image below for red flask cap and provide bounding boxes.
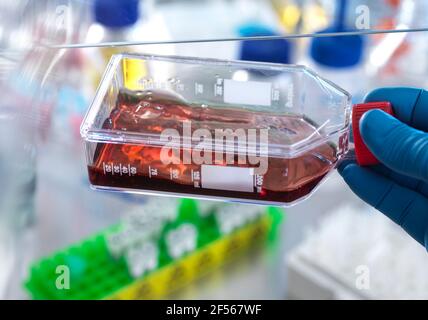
[352,101,394,166]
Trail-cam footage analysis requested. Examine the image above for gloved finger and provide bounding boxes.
[371,164,428,198]
[338,159,428,197]
[364,87,428,132]
[360,109,428,182]
[341,163,428,247]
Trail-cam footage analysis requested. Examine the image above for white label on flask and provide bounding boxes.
[201,165,254,193]
[223,79,272,106]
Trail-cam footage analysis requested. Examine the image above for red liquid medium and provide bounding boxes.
[87,89,337,204]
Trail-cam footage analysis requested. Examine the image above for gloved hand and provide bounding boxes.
[339,87,428,250]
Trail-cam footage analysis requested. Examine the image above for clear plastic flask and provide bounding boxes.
[81,53,372,206]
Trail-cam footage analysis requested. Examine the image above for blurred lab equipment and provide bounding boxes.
[86,0,169,48]
[84,0,173,90]
[238,23,292,64]
[0,48,60,298]
[366,0,428,87]
[25,199,284,299]
[0,1,93,298]
[287,204,428,299]
[0,1,91,50]
[305,0,366,101]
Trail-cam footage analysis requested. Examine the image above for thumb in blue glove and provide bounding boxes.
[339,87,428,250]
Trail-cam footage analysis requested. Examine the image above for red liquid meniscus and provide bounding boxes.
[88,89,338,204]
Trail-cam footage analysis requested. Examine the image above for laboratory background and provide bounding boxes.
[0,0,427,300]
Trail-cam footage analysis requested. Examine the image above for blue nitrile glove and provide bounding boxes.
[338,87,428,250]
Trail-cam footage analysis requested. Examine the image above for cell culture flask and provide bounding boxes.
[81,53,354,206]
